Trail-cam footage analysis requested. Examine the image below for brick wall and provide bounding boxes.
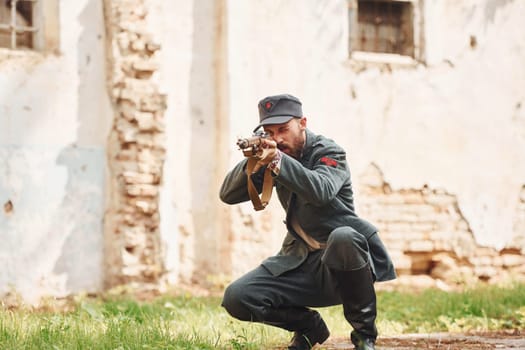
[103,0,167,288]
[358,164,525,288]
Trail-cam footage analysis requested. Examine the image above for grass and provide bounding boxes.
[0,283,524,349]
[377,283,525,334]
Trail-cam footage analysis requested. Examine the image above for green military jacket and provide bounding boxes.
[220,129,396,282]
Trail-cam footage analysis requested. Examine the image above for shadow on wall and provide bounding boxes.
[52,0,109,294]
[52,144,105,293]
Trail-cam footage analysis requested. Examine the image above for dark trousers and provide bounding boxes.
[222,226,371,330]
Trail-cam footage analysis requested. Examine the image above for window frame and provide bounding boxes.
[0,0,59,52]
[348,0,424,65]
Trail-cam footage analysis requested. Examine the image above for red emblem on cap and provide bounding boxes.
[265,102,272,110]
[320,157,338,167]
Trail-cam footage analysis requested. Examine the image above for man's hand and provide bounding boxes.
[252,138,278,173]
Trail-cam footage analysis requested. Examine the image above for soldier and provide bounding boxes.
[220,94,396,350]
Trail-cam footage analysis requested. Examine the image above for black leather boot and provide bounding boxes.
[286,310,330,350]
[334,264,377,350]
[262,307,330,350]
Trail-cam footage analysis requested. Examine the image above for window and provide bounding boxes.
[0,0,59,51]
[348,0,422,62]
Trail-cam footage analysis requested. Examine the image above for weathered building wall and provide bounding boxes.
[0,0,110,301]
[102,0,167,288]
[222,0,525,286]
[359,164,525,287]
[145,0,233,287]
[102,0,231,289]
[1,0,524,301]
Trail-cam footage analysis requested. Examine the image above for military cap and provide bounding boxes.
[255,94,303,131]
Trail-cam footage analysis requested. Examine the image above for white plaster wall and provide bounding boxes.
[156,0,254,286]
[183,0,228,281]
[0,0,110,301]
[153,0,232,284]
[149,0,195,284]
[354,0,525,248]
[226,0,525,258]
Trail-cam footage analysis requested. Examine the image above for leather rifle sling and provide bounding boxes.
[245,157,274,211]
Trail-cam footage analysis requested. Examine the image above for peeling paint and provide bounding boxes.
[102,0,167,288]
[358,163,525,285]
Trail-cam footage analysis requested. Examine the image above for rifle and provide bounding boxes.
[236,130,269,157]
[236,130,274,211]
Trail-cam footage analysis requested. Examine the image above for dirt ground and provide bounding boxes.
[318,330,525,349]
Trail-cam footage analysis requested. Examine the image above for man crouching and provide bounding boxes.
[219,94,396,350]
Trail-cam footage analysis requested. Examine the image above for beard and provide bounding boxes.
[278,135,305,160]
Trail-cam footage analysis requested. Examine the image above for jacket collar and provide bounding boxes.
[300,128,316,161]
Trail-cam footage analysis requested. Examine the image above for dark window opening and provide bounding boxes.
[0,0,37,49]
[350,0,415,57]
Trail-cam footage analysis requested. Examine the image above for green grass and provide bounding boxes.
[1,283,524,349]
[376,283,525,334]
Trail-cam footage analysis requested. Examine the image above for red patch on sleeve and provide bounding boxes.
[320,157,338,167]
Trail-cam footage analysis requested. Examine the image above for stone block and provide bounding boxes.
[474,265,498,278]
[428,230,454,241]
[124,77,156,94]
[391,253,412,270]
[119,161,139,172]
[119,22,148,36]
[119,100,136,119]
[455,220,471,231]
[133,59,159,73]
[140,93,167,112]
[120,128,137,143]
[433,240,453,251]
[138,163,162,175]
[135,112,152,131]
[133,199,158,215]
[122,240,146,252]
[116,149,139,161]
[384,221,413,233]
[126,184,159,197]
[131,39,146,51]
[117,32,131,51]
[410,221,436,232]
[122,171,156,184]
[136,112,163,131]
[407,240,434,252]
[402,192,425,204]
[379,193,405,204]
[146,41,161,52]
[425,194,456,206]
[500,254,525,267]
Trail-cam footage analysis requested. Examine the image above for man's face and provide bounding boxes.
[263,117,307,159]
